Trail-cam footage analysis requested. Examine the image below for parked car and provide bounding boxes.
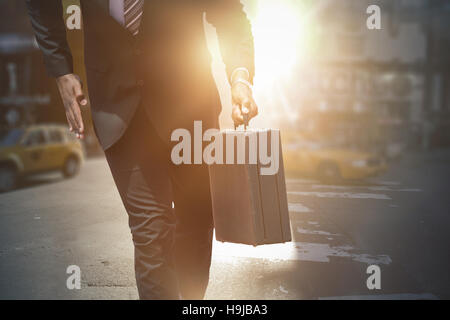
[283,140,387,181]
[0,124,84,192]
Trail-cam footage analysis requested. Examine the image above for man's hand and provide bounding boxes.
[56,74,87,139]
[231,81,258,127]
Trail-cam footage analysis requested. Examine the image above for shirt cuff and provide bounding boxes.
[231,67,250,84]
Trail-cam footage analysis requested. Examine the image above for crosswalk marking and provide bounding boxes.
[289,191,391,200]
[289,203,312,213]
[212,240,392,265]
[319,293,438,300]
[310,185,422,192]
[296,227,337,236]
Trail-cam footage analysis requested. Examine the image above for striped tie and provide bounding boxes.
[124,0,144,36]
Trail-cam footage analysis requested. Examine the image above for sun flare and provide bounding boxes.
[252,1,302,85]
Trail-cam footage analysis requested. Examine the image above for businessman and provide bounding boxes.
[25,0,256,299]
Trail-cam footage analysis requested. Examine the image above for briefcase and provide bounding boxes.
[208,129,292,246]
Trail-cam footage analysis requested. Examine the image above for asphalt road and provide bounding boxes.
[0,150,449,300]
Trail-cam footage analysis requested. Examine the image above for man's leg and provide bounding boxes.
[170,163,214,300]
[104,105,180,300]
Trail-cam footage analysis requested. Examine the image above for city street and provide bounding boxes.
[0,150,449,300]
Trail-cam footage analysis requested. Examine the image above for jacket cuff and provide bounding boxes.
[44,56,74,78]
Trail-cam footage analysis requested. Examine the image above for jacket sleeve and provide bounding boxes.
[25,0,73,78]
[205,0,255,84]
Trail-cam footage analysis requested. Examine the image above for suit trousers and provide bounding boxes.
[104,104,214,300]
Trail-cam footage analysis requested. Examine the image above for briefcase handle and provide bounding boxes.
[233,105,250,131]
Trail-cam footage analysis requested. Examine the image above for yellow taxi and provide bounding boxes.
[0,124,84,192]
[283,139,388,181]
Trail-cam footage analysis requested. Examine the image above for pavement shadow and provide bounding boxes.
[1,172,66,195]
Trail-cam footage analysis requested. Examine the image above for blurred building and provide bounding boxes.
[292,0,450,154]
[0,0,100,155]
[0,1,57,129]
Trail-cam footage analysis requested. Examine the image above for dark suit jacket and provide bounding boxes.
[25,0,255,150]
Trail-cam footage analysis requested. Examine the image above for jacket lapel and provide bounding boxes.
[93,0,109,12]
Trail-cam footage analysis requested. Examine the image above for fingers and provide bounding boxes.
[69,77,86,139]
[66,103,83,138]
[65,99,85,139]
[241,97,258,118]
[241,98,251,114]
[232,105,244,125]
[249,100,258,118]
[232,98,258,127]
[72,101,85,139]
[65,106,77,133]
[73,78,88,107]
[56,74,87,139]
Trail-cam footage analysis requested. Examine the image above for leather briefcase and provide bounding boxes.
[208,129,292,246]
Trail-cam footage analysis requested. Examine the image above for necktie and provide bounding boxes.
[124,0,144,36]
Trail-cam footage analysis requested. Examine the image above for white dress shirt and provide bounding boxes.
[109,0,125,26]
